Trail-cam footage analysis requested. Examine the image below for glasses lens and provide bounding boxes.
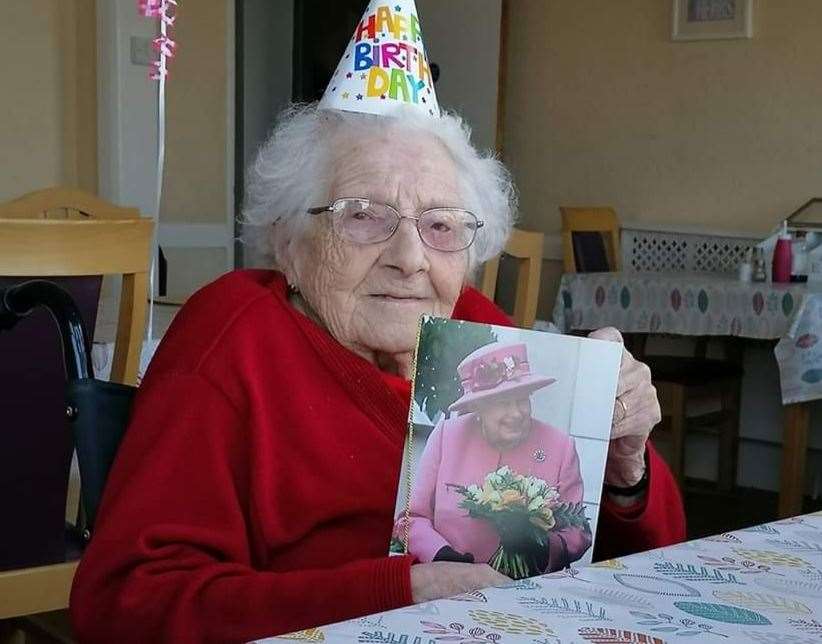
[418,209,479,251]
[334,200,397,244]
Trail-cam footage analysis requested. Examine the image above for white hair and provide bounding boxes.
[241,102,518,273]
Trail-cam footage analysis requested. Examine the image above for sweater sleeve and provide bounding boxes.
[70,373,413,644]
[406,421,452,562]
[593,441,686,562]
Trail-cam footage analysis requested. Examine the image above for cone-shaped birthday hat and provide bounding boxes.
[318,0,440,118]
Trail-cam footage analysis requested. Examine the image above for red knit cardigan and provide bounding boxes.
[70,270,685,644]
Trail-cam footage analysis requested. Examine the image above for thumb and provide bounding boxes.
[588,326,624,344]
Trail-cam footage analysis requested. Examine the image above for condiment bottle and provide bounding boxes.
[772,221,793,283]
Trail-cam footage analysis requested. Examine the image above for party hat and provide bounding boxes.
[318,0,440,118]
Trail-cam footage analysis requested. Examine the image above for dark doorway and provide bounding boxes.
[292,0,368,102]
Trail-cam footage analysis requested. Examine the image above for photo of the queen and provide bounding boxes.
[399,341,593,579]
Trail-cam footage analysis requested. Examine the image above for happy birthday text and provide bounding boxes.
[352,5,432,104]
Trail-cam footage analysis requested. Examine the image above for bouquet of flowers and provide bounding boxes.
[447,466,590,579]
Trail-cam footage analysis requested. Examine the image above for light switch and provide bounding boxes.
[130,36,153,66]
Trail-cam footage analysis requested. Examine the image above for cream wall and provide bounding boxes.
[161,0,228,226]
[0,0,96,201]
[503,0,822,237]
[417,0,502,153]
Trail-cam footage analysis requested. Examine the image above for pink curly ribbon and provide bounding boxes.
[136,0,179,373]
[138,0,177,80]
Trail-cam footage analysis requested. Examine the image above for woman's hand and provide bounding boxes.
[588,327,661,488]
[410,562,509,603]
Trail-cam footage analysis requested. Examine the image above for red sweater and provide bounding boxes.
[70,270,685,643]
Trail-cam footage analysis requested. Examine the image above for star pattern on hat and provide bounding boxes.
[356,94,363,100]
[345,72,353,79]
[395,4,402,10]
[342,91,350,99]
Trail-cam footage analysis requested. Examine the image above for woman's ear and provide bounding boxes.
[276,231,301,288]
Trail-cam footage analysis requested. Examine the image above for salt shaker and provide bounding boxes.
[752,247,767,282]
[738,248,753,282]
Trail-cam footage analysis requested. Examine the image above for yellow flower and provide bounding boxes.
[500,489,526,507]
[479,481,502,506]
[530,508,556,531]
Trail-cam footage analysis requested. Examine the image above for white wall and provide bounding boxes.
[96,0,158,217]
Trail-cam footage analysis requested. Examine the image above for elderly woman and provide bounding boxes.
[70,104,685,643]
[404,342,592,575]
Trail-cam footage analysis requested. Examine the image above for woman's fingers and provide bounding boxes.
[588,326,624,345]
[611,398,662,440]
[616,355,652,398]
[410,562,510,604]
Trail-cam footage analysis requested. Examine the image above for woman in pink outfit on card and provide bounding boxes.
[402,342,592,574]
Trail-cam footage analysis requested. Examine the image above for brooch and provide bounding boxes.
[532,448,546,463]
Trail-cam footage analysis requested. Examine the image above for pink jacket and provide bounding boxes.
[404,414,593,572]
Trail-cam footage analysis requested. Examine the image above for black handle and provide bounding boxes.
[0,280,94,382]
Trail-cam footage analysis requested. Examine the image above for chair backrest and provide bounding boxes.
[0,187,153,384]
[560,206,621,273]
[480,228,544,329]
[0,187,152,574]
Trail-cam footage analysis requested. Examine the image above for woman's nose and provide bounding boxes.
[380,218,429,276]
[504,399,525,419]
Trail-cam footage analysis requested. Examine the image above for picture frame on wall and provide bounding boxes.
[672,0,753,41]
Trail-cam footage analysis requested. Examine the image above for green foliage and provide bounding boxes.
[414,317,497,420]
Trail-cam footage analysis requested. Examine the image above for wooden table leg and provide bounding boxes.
[778,402,811,518]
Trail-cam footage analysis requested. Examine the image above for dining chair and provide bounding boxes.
[0,187,153,621]
[559,205,742,493]
[480,227,545,329]
[560,207,621,273]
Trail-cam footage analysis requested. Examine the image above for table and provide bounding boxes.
[260,511,822,643]
[551,272,820,518]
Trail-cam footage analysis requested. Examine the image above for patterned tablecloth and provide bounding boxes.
[552,272,822,404]
[260,512,822,644]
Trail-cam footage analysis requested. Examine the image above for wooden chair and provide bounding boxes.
[560,207,621,273]
[0,187,153,620]
[559,205,742,492]
[480,228,544,329]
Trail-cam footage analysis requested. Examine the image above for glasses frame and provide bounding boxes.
[307,197,484,252]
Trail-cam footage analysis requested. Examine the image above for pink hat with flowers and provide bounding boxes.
[448,342,556,414]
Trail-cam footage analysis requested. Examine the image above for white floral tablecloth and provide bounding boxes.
[551,272,822,404]
[775,295,822,404]
[260,512,822,643]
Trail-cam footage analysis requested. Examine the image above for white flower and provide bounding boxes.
[528,496,545,511]
[526,479,542,498]
[544,486,560,503]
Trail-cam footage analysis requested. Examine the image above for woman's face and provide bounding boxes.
[477,396,533,452]
[284,129,469,362]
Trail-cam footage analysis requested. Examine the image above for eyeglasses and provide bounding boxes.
[307,198,484,252]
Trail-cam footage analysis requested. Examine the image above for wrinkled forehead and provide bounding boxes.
[326,126,461,209]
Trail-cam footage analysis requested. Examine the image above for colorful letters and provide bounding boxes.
[350,5,431,105]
